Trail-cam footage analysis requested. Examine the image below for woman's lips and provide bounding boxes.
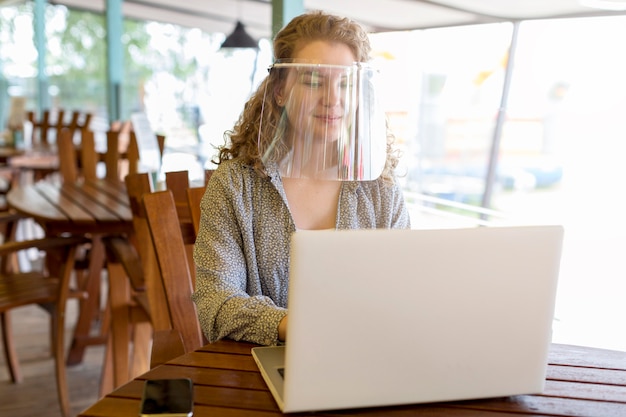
[315,114,342,123]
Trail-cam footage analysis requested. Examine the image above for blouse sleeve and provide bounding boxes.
[390,179,411,229]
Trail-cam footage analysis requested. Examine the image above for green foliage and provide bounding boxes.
[47,8,107,110]
[1,3,210,121]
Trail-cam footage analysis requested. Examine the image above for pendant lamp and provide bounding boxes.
[220,21,259,49]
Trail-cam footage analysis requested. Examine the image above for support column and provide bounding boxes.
[34,0,48,115]
[106,0,124,122]
[271,0,304,38]
[0,60,7,128]
[481,21,520,215]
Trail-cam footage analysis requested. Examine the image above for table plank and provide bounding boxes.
[140,364,268,390]
[9,153,58,170]
[79,397,285,417]
[85,178,129,201]
[35,181,94,222]
[168,350,260,372]
[78,180,133,220]
[6,184,69,220]
[193,384,280,412]
[198,340,258,355]
[77,397,142,417]
[549,344,626,370]
[55,183,120,222]
[543,379,626,403]
[442,393,626,417]
[548,364,626,387]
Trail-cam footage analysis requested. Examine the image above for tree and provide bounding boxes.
[1,2,221,136]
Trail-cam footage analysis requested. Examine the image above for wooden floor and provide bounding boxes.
[0,301,105,417]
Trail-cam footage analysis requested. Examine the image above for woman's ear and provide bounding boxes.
[274,86,285,107]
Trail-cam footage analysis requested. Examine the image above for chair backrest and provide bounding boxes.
[105,126,164,183]
[79,129,100,181]
[65,110,92,143]
[126,131,165,177]
[104,129,123,182]
[143,189,203,356]
[123,170,206,366]
[56,128,80,183]
[58,126,148,183]
[28,109,62,146]
[187,186,205,237]
[27,109,91,146]
[187,169,213,235]
[124,172,164,326]
[165,170,196,253]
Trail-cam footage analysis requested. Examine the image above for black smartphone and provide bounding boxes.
[140,378,194,417]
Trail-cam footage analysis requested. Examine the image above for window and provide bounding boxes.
[371,17,626,351]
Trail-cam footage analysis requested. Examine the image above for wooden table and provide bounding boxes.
[78,339,626,417]
[6,179,138,387]
[7,145,59,183]
[0,146,25,163]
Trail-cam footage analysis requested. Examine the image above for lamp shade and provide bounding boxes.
[221,21,258,49]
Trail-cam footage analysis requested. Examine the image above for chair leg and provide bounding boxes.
[1,310,23,383]
[51,244,80,417]
[100,334,114,397]
[51,308,71,417]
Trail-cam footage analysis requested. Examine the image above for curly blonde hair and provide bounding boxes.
[218,11,399,182]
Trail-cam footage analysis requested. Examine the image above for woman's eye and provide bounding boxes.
[298,71,352,89]
[300,72,323,88]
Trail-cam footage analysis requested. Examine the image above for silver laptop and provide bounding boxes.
[252,226,564,413]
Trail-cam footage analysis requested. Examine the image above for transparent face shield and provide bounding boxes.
[260,61,387,180]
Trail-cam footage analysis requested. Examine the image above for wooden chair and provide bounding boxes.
[0,211,89,417]
[104,170,207,369]
[187,169,213,235]
[57,126,162,184]
[27,109,63,146]
[126,130,166,178]
[143,189,204,364]
[165,170,196,254]
[187,186,205,236]
[27,109,91,147]
[99,170,198,388]
[56,127,106,183]
[65,110,92,143]
[0,169,14,212]
[56,128,81,183]
[99,173,153,392]
[66,162,165,394]
[83,128,130,183]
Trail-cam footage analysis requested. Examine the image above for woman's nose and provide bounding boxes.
[323,81,343,107]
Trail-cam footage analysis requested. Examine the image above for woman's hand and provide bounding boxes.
[278,315,288,342]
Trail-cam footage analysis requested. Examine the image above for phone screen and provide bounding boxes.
[140,378,194,416]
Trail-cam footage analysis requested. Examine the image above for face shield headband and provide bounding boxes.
[259,61,387,181]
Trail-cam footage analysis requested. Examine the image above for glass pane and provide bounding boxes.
[373,16,626,351]
[497,16,626,351]
[371,23,514,224]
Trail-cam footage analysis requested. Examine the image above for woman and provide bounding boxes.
[192,11,410,346]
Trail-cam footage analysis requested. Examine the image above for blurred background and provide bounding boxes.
[1,0,625,352]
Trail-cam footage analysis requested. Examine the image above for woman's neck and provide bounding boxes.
[282,178,341,230]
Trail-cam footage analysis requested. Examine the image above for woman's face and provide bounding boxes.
[276,41,357,143]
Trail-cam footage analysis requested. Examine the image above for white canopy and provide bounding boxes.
[40,0,626,39]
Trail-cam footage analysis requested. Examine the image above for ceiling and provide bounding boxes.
[8,0,626,39]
